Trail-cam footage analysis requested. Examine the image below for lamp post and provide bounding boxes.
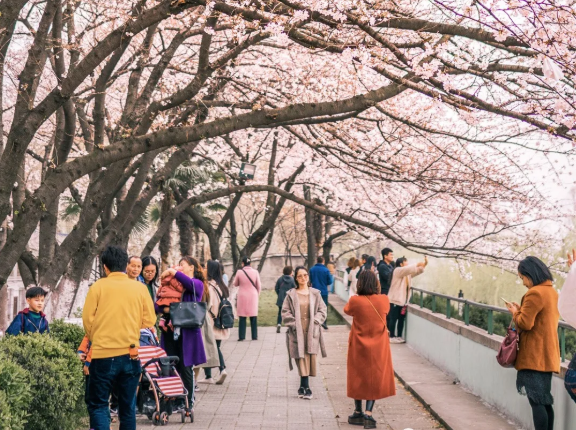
[239,162,256,180]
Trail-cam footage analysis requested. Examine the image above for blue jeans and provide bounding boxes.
[87,355,141,430]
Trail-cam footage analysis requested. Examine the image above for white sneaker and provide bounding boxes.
[389,338,402,344]
[216,370,227,385]
[198,377,215,384]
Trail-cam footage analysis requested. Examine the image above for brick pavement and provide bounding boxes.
[122,326,442,430]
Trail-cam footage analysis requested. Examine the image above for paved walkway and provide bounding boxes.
[125,326,442,429]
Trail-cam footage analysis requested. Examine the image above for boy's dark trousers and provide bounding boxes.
[87,355,141,430]
[238,316,257,340]
[277,306,282,326]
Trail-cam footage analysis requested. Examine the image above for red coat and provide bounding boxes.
[344,294,396,400]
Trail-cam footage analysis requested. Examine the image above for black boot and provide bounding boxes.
[363,414,376,429]
[348,411,364,426]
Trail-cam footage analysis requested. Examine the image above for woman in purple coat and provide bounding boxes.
[158,256,207,404]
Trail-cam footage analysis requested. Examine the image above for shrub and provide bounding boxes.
[0,334,85,430]
[0,353,31,430]
[49,319,85,352]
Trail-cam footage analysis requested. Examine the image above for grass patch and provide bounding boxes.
[235,290,346,327]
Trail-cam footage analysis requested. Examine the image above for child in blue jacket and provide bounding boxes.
[6,287,50,335]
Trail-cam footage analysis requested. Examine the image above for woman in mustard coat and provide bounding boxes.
[506,256,559,430]
[344,270,395,429]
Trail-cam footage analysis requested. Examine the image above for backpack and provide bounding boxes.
[211,286,234,329]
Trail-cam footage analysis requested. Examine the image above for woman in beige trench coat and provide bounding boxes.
[282,265,327,400]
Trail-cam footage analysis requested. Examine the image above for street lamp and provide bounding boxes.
[239,162,256,180]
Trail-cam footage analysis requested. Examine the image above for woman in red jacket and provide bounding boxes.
[344,270,396,429]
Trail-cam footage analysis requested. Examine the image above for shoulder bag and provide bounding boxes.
[242,268,258,290]
[169,278,207,329]
[496,321,519,368]
[365,296,387,333]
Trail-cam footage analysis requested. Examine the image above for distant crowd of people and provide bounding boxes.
[5,244,576,430]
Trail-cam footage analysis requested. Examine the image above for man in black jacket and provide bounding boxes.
[377,248,395,295]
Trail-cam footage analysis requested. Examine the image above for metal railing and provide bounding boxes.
[410,287,575,362]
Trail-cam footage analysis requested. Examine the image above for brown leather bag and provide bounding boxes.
[496,322,519,368]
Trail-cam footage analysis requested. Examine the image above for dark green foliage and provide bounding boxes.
[49,319,86,352]
[0,353,32,430]
[0,334,85,430]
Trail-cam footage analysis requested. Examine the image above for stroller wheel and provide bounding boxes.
[152,411,161,425]
[190,410,194,423]
[160,411,169,425]
[180,409,186,423]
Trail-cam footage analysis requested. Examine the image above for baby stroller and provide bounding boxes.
[137,345,194,425]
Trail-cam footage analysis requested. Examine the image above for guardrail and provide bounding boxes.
[410,287,575,362]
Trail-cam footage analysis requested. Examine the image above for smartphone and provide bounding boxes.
[501,297,511,305]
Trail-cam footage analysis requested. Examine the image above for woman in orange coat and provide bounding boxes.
[344,270,395,429]
[506,256,559,430]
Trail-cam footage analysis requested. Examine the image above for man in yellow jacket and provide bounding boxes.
[83,245,156,430]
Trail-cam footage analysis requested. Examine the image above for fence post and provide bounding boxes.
[464,302,469,325]
[560,327,566,362]
[488,310,494,335]
[446,299,451,319]
[420,292,424,308]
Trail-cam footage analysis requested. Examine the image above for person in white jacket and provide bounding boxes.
[387,256,427,343]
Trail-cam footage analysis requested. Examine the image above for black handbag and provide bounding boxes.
[169,282,206,329]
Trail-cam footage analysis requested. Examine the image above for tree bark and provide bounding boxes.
[322,230,348,264]
[304,185,316,269]
[177,212,193,257]
[257,228,275,273]
[159,191,173,271]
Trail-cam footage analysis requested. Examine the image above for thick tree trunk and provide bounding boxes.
[47,238,93,319]
[159,192,173,271]
[177,212,193,257]
[207,231,222,261]
[230,212,240,271]
[322,230,348,265]
[304,186,316,269]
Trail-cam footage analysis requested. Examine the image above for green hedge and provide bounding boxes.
[0,333,85,430]
[0,353,31,430]
[49,319,85,352]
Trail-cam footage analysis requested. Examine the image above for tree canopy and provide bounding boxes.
[0,0,575,317]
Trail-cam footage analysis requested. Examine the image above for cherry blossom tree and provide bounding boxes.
[0,0,575,320]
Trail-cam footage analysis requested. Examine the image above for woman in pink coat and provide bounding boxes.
[234,257,261,341]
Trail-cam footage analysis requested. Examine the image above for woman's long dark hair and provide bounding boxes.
[207,260,229,298]
[293,266,311,290]
[518,256,553,286]
[180,256,209,301]
[140,255,159,285]
[364,256,377,271]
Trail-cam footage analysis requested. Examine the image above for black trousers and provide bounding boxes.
[239,316,257,340]
[163,331,194,403]
[529,398,554,430]
[388,304,406,338]
[204,340,226,378]
[277,307,282,325]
